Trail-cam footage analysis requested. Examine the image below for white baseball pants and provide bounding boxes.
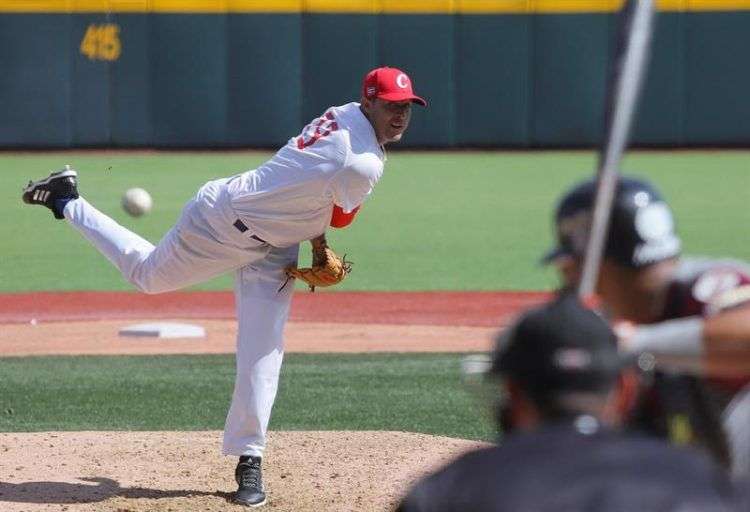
[63,178,299,458]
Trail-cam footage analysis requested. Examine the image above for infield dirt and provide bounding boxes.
[0,431,487,512]
[0,291,544,511]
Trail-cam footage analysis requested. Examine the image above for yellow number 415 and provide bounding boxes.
[80,23,122,62]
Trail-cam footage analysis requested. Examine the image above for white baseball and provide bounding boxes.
[122,187,153,217]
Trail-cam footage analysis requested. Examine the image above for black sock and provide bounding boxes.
[54,197,74,218]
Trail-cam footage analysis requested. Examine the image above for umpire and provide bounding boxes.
[397,294,740,512]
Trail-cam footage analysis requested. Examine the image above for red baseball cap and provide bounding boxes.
[362,67,427,107]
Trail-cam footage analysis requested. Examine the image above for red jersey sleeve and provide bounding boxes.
[330,204,360,228]
[662,260,750,392]
[662,261,750,319]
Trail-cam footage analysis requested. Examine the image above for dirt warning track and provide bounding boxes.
[0,291,549,356]
[0,290,549,326]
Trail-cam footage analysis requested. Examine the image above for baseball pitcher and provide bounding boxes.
[21,66,427,507]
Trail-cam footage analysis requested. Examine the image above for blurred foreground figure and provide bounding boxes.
[397,295,741,512]
[544,175,750,477]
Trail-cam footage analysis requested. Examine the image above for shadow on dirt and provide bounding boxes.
[0,477,232,504]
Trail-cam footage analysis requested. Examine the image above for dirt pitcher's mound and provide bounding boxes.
[0,431,488,512]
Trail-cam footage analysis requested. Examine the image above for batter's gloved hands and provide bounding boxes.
[284,237,352,292]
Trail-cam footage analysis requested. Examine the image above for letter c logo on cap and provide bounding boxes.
[396,73,409,89]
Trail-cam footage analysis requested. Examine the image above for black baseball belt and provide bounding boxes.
[233,219,267,244]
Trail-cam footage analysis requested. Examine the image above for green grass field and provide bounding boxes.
[0,353,495,440]
[2,150,748,437]
[3,150,749,292]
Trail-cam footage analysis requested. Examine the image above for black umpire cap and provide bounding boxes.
[491,294,624,398]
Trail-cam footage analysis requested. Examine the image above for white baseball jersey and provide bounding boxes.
[61,100,390,461]
[226,102,385,247]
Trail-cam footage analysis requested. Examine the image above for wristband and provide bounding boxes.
[626,316,705,358]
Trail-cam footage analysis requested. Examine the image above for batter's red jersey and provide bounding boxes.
[627,257,750,468]
[659,257,750,393]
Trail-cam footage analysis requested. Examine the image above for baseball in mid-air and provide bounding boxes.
[122,187,153,217]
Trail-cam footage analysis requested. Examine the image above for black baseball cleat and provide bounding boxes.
[233,456,266,507]
[22,164,79,219]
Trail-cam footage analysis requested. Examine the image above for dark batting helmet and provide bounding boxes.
[542,175,681,268]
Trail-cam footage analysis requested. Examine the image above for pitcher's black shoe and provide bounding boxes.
[22,164,79,219]
[234,456,266,507]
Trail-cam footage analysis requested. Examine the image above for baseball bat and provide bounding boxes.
[578,0,656,297]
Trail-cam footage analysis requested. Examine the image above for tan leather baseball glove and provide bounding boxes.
[285,238,352,292]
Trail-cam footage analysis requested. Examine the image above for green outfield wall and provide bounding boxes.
[1,2,749,147]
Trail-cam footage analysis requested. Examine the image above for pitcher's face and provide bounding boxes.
[362,98,412,144]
